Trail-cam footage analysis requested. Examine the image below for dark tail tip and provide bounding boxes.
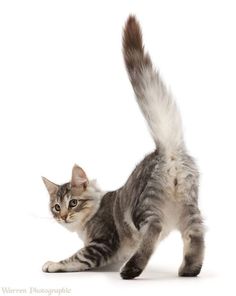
[123,15,151,75]
[123,15,143,54]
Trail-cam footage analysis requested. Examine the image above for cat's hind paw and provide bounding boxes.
[42,261,64,273]
[178,263,202,277]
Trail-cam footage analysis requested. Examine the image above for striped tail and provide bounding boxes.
[123,15,184,153]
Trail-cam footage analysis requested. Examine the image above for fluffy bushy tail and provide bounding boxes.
[123,15,184,153]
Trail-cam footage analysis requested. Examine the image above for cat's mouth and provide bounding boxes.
[63,219,78,224]
[56,215,80,225]
[57,219,74,224]
[64,220,74,224]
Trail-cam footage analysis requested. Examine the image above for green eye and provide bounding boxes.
[55,204,61,211]
[69,199,78,208]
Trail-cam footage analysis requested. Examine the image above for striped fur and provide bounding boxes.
[42,15,205,279]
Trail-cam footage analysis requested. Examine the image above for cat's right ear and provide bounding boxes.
[71,164,89,189]
[42,177,59,195]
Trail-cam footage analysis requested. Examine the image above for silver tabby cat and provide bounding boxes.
[42,15,205,279]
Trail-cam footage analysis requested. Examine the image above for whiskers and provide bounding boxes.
[29,213,55,221]
[66,213,80,223]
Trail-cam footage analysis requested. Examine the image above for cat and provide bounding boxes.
[42,15,205,280]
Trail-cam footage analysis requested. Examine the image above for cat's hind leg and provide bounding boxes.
[178,204,205,277]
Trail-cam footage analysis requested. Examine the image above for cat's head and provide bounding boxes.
[42,164,101,231]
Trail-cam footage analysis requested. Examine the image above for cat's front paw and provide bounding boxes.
[120,264,142,280]
[42,261,63,273]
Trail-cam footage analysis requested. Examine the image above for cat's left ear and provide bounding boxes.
[71,164,89,189]
[42,177,59,195]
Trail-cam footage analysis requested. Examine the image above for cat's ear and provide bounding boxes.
[42,177,59,195]
[71,164,88,189]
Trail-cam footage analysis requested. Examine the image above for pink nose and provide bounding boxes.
[61,215,67,221]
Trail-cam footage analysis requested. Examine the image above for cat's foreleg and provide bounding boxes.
[120,214,162,279]
[178,204,205,277]
[42,241,115,272]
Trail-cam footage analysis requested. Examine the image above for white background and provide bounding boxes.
[0,0,235,295]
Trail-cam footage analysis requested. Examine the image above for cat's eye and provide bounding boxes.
[54,204,61,211]
[69,199,78,208]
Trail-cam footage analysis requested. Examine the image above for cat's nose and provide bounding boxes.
[61,214,68,221]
